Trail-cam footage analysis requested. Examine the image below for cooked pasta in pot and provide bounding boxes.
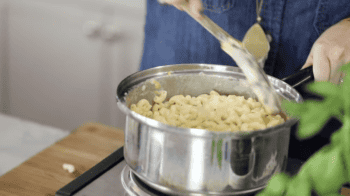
[130,90,285,132]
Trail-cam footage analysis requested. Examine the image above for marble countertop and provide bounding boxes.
[0,112,69,176]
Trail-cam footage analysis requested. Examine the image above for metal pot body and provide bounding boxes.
[117,64,302,195]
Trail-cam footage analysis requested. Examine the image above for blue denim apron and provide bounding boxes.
[140,0,350,79]
[139,0,350,160]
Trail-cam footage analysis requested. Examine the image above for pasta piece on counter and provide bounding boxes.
[63,163,75,173]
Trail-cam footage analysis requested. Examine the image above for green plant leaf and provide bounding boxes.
[298,121,324,139]
[297,114,329,139]
[340,119,350,180]
[283,92,343,124]
[330,127,342,145]
[263,173,290,195]
[325,97,344,117]
[308,146,348,195]
[296,102,331,139]
[281,100,305,118]
[340,61,350,87]
[340,61,350,72]
[283,92,343,139]
[289,96,343,139]
[262,61,350,195]
[307,82,341,98]
[285,176,312,196]
[255,192,271,196]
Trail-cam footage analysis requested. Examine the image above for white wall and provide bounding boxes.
[0,0,9,113]
[1,0,146,131]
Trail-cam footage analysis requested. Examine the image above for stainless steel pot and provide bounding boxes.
[116,64,313,195]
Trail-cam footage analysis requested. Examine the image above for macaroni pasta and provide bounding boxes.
[130,90,285,132]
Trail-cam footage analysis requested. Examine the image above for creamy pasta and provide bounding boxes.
[130,90,285,132]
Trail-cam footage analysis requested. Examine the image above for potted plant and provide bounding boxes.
[257,62,350,196]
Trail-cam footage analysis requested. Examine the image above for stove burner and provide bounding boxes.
[121,165,259,196]
[121,165,166,196]
[56,147,308,196]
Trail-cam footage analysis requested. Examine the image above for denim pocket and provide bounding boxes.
[202,0,236,14]
[314,0,350,36]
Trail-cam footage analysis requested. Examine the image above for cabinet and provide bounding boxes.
[0,0,146,130]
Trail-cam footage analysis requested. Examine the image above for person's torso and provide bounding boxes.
[141,0,350,79]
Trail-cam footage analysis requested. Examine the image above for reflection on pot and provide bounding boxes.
[252,151,280,183]
[230,138,254,176]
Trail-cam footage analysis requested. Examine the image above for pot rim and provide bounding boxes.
[117,63,301,139]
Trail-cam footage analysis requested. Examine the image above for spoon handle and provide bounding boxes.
[180,2,243,49]
[181,1,282,114]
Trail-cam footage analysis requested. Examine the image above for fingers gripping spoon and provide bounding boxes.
[180,2,282,114]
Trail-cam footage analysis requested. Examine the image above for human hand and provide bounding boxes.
[158,0,203,20]
[301,18,350,84]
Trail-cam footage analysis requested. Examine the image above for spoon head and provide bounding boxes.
[243,23,270,68]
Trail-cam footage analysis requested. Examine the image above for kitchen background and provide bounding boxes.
[0,0,146,176]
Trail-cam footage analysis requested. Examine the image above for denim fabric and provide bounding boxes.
[140,0,350,79]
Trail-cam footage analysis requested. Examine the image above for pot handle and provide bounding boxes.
[281,66,314,88]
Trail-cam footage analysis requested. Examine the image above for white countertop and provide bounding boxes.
[0,112,69,176]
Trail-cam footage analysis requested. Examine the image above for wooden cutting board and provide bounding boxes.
[0,122,125,196]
